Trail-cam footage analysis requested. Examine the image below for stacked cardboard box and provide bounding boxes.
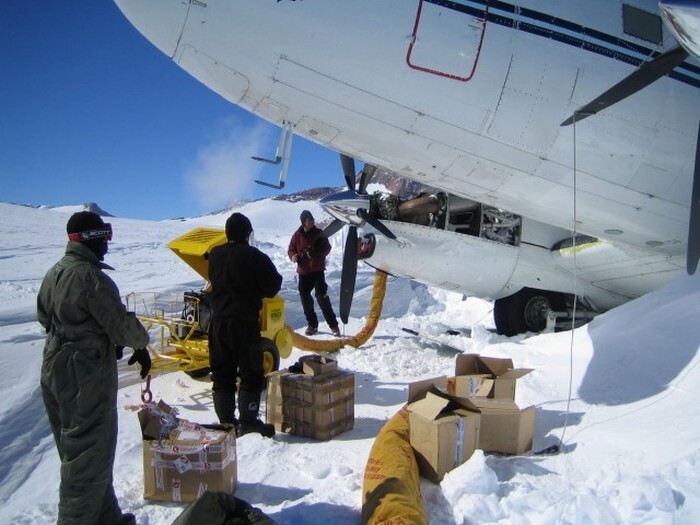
[138,401,237,502]
[407,377,481,482]
[267,356,355,440]
[447,354,535,455]
[405,354,537,481]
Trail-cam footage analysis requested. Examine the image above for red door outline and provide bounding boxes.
[406,0,490,81]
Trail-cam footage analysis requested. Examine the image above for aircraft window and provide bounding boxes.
[622,4,662,44]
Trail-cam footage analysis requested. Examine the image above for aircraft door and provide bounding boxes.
[406,0,489,81]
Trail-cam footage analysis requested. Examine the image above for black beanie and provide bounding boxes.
[300,210,314,224]
[66,211,109,260]
[225,212,252,242]
[67,211,105,236]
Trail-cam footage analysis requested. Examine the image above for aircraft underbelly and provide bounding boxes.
[116,0,699,272]
[552,241,684,299]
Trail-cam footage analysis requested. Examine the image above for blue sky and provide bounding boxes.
[1,1,341,220]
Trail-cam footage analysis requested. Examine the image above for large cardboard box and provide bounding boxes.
[407,378,481,482]
[451,354,533,400]
[469,398,536,454]
[139,403,237,502]
[447,353,537,456]
[266,368,354,440]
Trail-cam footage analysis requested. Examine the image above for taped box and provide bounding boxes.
[266,368,354,440]
[469,397,535,454]
[138,402,237,502]
[407,377,481,483]
[446,354,536,455]
[448,354,533,400]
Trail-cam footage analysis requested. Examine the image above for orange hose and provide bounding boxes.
[289,270,388,353]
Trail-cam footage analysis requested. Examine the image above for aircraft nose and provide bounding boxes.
[320,190,372,227]
[114,0,189,58]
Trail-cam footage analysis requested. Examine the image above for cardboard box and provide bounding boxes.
[407,378,481,482]
[301,355,338,376]
[416,371,536,456]
[452,354,533,400]
[469,398,535,454]
[447,374,492,398]
[266,369,354,440]
[138,403,237,502]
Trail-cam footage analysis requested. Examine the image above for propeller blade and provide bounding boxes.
[339,226,358,324]
[340,154,357,190]
[358,208,397,240]
[320,218,345,240]
[358,164,377,194]
[561,46,688,126]
[687,122,700,275]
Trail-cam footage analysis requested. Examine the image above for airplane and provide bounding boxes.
[113,0,700,336]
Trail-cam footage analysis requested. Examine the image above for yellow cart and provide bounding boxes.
[126,228,293,377]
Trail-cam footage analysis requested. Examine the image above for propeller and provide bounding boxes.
[319,154,396,323]
[561,46,688,126]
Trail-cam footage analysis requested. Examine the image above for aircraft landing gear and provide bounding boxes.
[494,287,566,336]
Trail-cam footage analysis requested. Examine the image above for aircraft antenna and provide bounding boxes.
[558,113,583,451]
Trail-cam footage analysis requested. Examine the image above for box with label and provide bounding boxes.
[266,369,354,440]
[450,354,533,400]
[407,378,481,483]
[138,403,237,502]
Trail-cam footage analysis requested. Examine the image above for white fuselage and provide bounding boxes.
[115,0,700,304]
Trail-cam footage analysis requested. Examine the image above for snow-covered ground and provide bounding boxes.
[1,200,699,524]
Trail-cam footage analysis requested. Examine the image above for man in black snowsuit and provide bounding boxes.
[37,211,151,525]
[208,212,283,437]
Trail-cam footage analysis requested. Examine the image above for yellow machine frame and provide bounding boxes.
[128,228,293,376]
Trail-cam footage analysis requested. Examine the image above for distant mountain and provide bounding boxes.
[9,201,115,217]
[205,168,434,219]
[82,202,114,217]
[269,168,431,203]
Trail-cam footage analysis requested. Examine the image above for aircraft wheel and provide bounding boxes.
[494,288,563,336]
[259,337,281,376]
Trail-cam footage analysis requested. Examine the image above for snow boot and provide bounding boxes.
[120,513,136,525]
[237,390,275,438]
[213,390,238,426]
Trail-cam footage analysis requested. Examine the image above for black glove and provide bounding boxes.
[115,345,124,360]
[128,347,151,379]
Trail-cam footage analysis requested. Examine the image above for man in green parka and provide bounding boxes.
[37,211,152,525]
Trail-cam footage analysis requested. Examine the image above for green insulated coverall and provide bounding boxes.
[37,241,149,525]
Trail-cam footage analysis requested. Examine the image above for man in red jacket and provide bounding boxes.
[288,210,340,336]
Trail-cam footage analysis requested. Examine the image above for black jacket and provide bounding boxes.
[208,241,282,321]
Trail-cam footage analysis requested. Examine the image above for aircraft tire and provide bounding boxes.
[494,288,563,336]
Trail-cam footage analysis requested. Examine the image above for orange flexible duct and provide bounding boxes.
[362,406,427,525]
[288,270,388,353]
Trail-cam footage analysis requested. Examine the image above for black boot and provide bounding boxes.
[213,390,238,427]
[120,513,136,525]
[238,390,275,438]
